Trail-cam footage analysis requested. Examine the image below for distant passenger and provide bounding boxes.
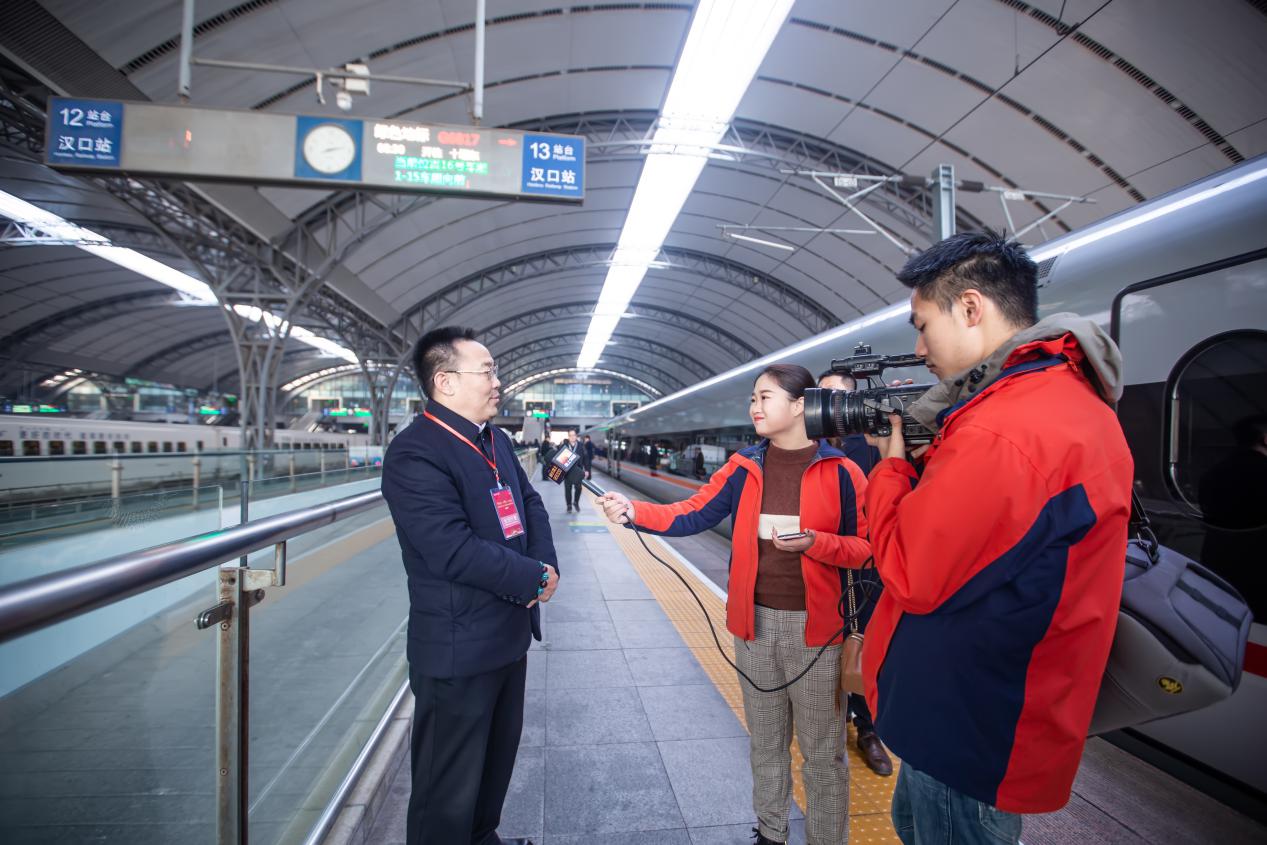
[864,232,1132,844]
[1198,414,1267,620]
[538,435,554,481]
[582,433,596,474]
[598,363,871,845]
[553,429,590,514]
[817,369,891,778]
[382,326,559,845]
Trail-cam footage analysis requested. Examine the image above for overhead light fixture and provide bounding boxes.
[725,231,795,251]
[577,0,795,368]
[0,189,357,362]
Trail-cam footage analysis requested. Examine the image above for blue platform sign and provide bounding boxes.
[521,134,583,198]
[47,97,123,168]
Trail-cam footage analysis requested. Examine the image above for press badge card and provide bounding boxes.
[491,486,525,539]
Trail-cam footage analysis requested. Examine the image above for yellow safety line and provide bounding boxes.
[592,500,902,843]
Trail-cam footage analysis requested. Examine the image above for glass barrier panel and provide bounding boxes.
[240,502,404,844]
[0,486,226,584]
[0,573,221,843]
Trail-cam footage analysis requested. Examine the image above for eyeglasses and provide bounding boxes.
[444,364,499,379]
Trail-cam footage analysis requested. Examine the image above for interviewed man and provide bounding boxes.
[861,232,1133,843]
[382,326,559,845]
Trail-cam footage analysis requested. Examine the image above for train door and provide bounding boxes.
[1112,252,1267,798]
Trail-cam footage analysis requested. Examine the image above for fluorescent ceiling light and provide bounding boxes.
[725,231,795,251]
[577,0,794,368]
[0,189,357,362]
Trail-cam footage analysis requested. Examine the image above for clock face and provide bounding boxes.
[302,124,356,174]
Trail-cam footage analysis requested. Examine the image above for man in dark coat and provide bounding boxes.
[554,429,591,514]
[382,326,559,845]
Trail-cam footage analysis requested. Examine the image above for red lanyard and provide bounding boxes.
[424,411,500,486]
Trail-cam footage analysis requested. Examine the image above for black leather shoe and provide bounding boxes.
[752,827,784,845]
[857,729,894,776]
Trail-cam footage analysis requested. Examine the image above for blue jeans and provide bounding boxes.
[891,763,1021,845]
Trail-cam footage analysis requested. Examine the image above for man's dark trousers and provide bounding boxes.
[563,478,581,510]
[407,656,526,845]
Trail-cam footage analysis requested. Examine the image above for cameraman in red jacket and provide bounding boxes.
[864,231,1133,844]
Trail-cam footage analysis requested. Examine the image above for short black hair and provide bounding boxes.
[896,229,1038,328]
[412,326,476,399]
[817,369,858,390]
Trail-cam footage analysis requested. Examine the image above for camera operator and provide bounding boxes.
[862,232,1133,844]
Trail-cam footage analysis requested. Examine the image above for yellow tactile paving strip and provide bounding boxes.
[593,500,901,843]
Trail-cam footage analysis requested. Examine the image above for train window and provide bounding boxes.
[197,441,204,451]
[0,440,13,457]
[1166,330,1267,617]
[48,440,65,456]
[177,441,187,452]
[23,440,41,456]
[93,442,108,455]
[147,441,158,453]
[222,437,228,447]
[1167,330,1267,508]
[162,442,173,453]
[72,441,87,455]
[112,442,125,453]
[131,442,143,454]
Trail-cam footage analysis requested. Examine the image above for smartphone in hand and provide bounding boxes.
[775,530,808,541]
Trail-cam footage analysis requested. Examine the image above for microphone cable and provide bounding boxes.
[611,485,880,695]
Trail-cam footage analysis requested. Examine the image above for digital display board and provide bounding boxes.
[46,97,584,203]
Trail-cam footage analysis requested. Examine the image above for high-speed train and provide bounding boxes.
[589,155,1267,810]
[0,416,374,503]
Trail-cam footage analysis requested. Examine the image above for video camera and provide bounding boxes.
[803,343,937,446]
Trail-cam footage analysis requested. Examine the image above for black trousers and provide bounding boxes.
[563,478,582,509]
[407,655,527,845]
[848,692,875,734]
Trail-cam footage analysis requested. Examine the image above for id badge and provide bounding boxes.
[491,485,525,539]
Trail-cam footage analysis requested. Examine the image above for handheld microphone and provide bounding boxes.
[545,443,607,496]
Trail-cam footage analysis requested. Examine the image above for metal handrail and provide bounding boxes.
[0,488,384,644]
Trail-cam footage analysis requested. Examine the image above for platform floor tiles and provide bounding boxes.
[366,473,1267,843]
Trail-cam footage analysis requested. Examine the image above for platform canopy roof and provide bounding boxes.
[2,0,1265,400]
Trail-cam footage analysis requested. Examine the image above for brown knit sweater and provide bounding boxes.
[753,442,817,610]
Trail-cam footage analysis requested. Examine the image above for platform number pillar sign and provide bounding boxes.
[110,457,122,502]
[192,456,202,511]
[931,164,956,241]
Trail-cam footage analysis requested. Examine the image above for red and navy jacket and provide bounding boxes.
[629,439,871,646]
[863,333,1134,813]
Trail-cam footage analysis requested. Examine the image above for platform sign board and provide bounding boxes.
[47,98,124,168]
[46,97,585,203]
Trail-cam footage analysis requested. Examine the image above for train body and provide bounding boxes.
[590,156,1267,806]
[0,416,374,503]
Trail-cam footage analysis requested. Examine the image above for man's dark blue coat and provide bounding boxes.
[382,401,557,679]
